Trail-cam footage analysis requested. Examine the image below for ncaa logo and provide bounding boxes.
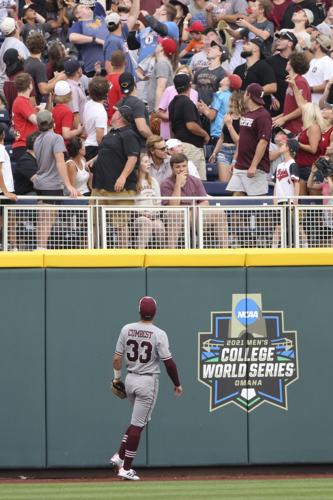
[235,298,259,325]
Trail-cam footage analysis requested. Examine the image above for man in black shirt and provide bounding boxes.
[267,31,297,116]
[169,74,209,180]
[14,131,39,195]
[234,38,277,110]
[91,105,140,247]
[117,72,152,148]
[193,42,226,105]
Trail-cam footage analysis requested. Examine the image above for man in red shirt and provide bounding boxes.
[227,83,272,196]
[106,49,126,124]
[52,80,83,144]
[272,51,311,135]
[12,72,38,162]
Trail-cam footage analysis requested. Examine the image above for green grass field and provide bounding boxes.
[1,478,333,500]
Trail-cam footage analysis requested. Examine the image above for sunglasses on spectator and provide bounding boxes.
[155,146,167,151]
[210,41,222,48]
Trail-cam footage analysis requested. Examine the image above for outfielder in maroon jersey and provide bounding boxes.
[111,296,183,481]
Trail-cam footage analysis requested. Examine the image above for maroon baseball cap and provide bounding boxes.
[246,83,265,105]
[139,296,157,320]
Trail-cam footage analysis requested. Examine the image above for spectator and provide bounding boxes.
[179,21,205,59]
[25,33,66,105]
[197,73,242,144]
[283,8,312,50]
[64,57,87,127]
[227,83,272,196]
[272,0,292,29]
[12,73,38,162]
[0,1,16,25]
[91,106,140,248]
[146,134,172,185]
[46,41,66,80]
[14,131,39,195]
[20,3,45,44]
[210,90,246,182]
[268,31,297,116]
[52,80,83,143]
[3,48,26,116]
[234,38,277,109]
[236,0,275,54]
[83,76,109,160]
[170,0,189,36]
[103,1,139,75]
[317,7,333,37]
[193,38,226,106]
[281,0,321,30]
[134,152,165,248]
[166,138,201,178]
[66,137,90,197]
[169,73,209,180]
[106,50,126,124]
[147,37,178,114]
[0,17,30,90]
[33,110,78,249]
[157,65,198,141]
[117,72,152,147]
[188,0,208,29]
[209,0,247,24]
[272,51,311,134]
[304,34,333,105]
[295,102,327,194]
[0,121,16,202]
[69,2,109,76]
[160,152,229,247]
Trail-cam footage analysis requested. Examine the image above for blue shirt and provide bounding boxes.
[210,89,231,138]
[137,22,179,64]
[103,24,135,75]
[69,15,109,73]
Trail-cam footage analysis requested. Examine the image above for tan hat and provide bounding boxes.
[0,17,16,36]
[316,34,332,52]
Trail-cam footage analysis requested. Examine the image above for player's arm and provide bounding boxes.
[113,353,123,381]
[163,358,183,396]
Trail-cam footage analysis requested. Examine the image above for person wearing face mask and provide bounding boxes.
[233,38,277,110]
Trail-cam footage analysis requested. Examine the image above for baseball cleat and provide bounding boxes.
[110,453,124,469]
[118,467,140,480]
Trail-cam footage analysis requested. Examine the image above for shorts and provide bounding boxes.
[36,189,64,205]
[298,166,312,182]
[226,168,268,196]
[217,144,236,166]
[91,188,136,228]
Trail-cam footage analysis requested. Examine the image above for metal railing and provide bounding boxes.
[1,195,333,250]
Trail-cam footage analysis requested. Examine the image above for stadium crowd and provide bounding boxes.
[1,0,333,249]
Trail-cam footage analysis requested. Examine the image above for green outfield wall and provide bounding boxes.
[0,249,332,468]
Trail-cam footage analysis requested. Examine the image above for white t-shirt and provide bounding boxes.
[304,55,333,104]
[83,100,108,147]
[0,143,14,192]
[273,158,299,202]
[135,177,161,206]
[0,37,30,88]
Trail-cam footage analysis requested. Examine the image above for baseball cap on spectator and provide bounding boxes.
[163,21,180,41]
[54,80,71,96]
[287,138,299,157]
[119,72,135,95]
[302,8,314,25]
[186,21,204,33]
[169,0,189,16]
[166,138,182,149]
[37,110,53,127]
[3,48,21,74]
[228,74,242,91]
[117,104,134,123]
[161,37,178,56]
[105,12,121,30]
[246,83,265,105]
[275,31,298,48]
[250,38,265,59]
[174,73,191,92]
[1,17,16,36]
[79,0,96,6]
[64,58,81,76]
[316,34,332,52]
[22,3,36,14]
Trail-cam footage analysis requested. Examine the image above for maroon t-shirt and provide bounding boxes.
[235,107,272,173]
[160,174,207,204]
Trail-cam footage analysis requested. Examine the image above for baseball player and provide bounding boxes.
[110,296,183,481]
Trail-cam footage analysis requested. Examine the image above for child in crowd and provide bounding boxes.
[179,21,205,59]
[134,152,165,248]
[106,50,126,124]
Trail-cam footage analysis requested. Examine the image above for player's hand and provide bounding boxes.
[174,385,183,396]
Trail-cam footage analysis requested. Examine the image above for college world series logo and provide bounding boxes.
[198,294,299,412]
